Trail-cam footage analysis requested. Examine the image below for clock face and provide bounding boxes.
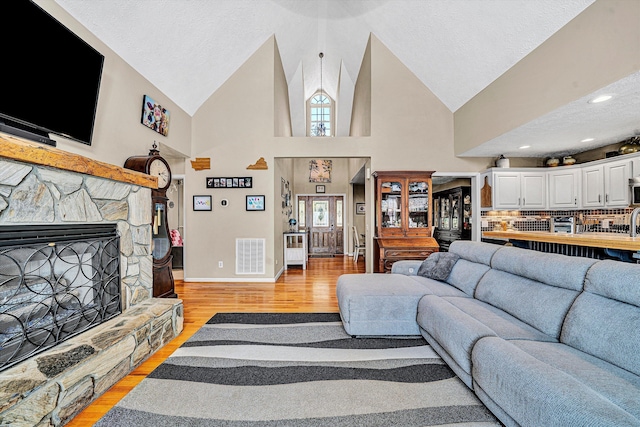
[149,158,171,189]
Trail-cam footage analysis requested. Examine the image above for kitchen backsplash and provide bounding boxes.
[481,208,638,234]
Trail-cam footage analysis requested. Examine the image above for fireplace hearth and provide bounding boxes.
[0,224,121,372]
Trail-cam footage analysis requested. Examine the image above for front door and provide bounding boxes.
[302,195,343,256]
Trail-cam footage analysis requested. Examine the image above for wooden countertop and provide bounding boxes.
[483,230,640,251]
[0,134,157,188]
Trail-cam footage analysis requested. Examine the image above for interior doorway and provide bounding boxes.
[166,174,184,279]
[299,195,344,257]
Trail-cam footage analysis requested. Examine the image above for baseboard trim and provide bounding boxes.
[184,277,277,283]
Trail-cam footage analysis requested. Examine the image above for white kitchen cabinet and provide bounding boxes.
[581,159,631,208]
[548,168,581,209]
[486,170,546,210]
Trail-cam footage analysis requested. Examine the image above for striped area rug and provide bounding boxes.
[95,313,500,426]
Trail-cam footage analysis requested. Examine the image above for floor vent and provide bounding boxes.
[236,238,265,274]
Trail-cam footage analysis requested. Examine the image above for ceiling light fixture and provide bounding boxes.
[519,145,530,149]
[581,138,595,143]
[317,52,326,137]
[588,94,613,104]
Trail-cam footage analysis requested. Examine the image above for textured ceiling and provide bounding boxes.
[52,0,639,158]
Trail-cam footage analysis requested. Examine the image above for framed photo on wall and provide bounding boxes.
[246,195,265,211]
[193,195,212,211]
[356,202,365,215]
[316,185,325,193]
[207,177,253,189]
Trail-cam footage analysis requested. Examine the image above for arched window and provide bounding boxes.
[307,92,333,137]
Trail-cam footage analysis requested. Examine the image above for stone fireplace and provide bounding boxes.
[0,136,183,426]
[0,224,122,372]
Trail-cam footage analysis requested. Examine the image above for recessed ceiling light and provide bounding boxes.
[589,95,613,104]
[581,138,595,142]
[519,145,530,149]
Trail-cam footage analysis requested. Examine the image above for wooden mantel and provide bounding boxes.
[0,134,157,188]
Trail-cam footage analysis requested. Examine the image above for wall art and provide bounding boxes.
[207,177,252,188]
[141,94,170,136]
[309,159,332,183]
[246,195,265,211]
[193,195,212,211]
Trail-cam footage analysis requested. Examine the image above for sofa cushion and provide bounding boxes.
[445,259,491,296]
[472,337,640,427]
[562,292,640,377]
[417,295,496,388]
[584,259,640,306]
[448,240,501,266]
[490,245,597,291]
[406,276,468,297]
[416,295,554,388]
[435,296,557,342]
[474,269,580,339]
[336,273,433,336]
[560,260,640,376]
[417,252,460,281]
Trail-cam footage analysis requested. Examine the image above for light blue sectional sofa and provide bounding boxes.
[336,241,640,427]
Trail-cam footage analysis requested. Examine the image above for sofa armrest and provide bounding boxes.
[391,260,423,275]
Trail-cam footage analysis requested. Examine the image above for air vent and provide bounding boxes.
[236,238,265,274]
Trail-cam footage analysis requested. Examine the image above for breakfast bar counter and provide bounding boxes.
[482,230,640,252]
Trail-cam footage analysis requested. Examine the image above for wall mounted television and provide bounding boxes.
[0,1,104,147]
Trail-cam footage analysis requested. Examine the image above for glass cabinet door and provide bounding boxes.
[451,192,461,230]
[408,181,429,229]
[441,197,450,230]
[381,181,402,228]
[463,193,472,231]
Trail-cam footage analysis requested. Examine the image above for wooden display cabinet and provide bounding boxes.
[372,171,439,272]
[433,186,471,251]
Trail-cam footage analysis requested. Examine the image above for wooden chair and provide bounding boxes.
[352,226,365,262]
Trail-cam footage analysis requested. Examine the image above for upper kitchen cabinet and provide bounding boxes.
[548,168,581,209]
[582,158,631,208]
[481,169,546,210]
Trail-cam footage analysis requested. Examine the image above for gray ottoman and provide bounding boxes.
[336,273,433,336]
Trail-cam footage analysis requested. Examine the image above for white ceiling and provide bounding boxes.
[53,0,638,158]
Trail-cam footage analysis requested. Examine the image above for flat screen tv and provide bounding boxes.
[0,1,104,146]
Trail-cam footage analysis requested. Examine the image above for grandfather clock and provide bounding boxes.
[124,143,176,298]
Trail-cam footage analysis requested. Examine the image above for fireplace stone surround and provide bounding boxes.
[0,136,183,426]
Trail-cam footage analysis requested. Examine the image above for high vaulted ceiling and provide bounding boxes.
[53,0,639,157]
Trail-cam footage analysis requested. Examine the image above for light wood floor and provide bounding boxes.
[66,255,365,426]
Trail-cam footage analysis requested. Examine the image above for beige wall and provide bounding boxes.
[274,38,293,137]
[455,0,640,155]
[183,34,494,279]
[188,37,277,280]
[350,36,372,137]
[33,1,192,166]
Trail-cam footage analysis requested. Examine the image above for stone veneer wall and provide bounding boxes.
[0,157,152,307]
[0,156,184,426]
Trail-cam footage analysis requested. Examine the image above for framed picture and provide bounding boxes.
[141,95,170,136]
[356,202,365,215]
[309,159,332,183]
[316,185,325,193]
[246,195,265,211]
[207,177,253,189]
[193,195,212,211]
